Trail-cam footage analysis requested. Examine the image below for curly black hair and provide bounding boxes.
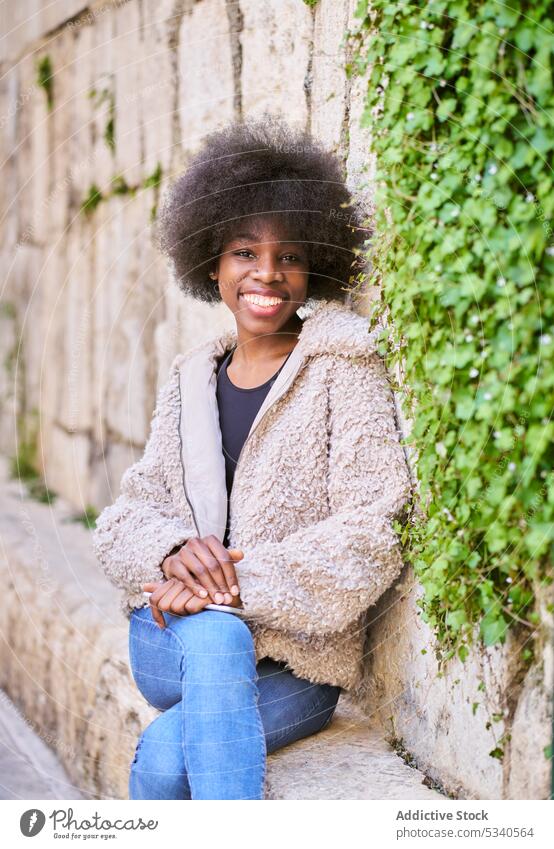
[156,113,371,303]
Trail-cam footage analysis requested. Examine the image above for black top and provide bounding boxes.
[215,346,292,546]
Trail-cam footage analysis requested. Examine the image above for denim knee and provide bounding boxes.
[166,609,255,653]
[130,715,191,801]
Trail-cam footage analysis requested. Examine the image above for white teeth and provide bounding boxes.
[242,293,283,307]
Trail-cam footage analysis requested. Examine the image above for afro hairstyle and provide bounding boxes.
[156,113,371,303]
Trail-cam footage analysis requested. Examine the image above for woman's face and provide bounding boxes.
[211,219,309,336]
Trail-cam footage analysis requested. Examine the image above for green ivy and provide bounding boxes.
[142,162,163,190]
[111,174,134,196]
[350,1,554,663]
[36,56,54,110]
[64,504,99,529]
[79,164,163,220]
[89,86,116,152]
[80,184,103,216]
[9,408,57,504]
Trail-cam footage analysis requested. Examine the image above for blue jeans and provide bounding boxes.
[128,606,341,800]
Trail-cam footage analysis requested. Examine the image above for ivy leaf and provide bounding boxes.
[480,614,508,646]
[436,98,457,122]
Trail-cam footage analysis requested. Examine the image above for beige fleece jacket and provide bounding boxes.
[92,299,413,692]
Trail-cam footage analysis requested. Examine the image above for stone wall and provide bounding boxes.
[0,0,372,509]
[1,0,551,799]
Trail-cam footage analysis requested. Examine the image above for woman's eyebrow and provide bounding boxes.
[227,234,306,250]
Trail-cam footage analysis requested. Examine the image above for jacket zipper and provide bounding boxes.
[177,374,201,537]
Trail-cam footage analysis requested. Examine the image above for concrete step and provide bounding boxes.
[266,698,441,799]
[0,456,442,800]
[0,689,85,800]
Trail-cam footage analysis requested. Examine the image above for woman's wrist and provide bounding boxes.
[161,542,187,578]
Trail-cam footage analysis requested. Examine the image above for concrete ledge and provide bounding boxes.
[0,687,84,800]
[0,459,440,800]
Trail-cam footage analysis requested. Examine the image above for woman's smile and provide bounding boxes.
[238,287,288,318]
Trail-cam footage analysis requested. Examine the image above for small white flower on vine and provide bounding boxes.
[525,193,534,203]
[483,391,492,400]
[406,112,415,121]
[540,334,551,345]
[469,367,479,378]
[470,314,479,325]
[496,276,506,287]
[465,333,474,342]
[474,174,482,182]
[508,462,516,471]
[488,164,498,175]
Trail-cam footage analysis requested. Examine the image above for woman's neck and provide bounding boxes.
[232,313,303,367]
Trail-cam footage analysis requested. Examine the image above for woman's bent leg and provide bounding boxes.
[129,702,191,800]
[256,658,341,754]
[128,607,265,800]
[129,655,341,800]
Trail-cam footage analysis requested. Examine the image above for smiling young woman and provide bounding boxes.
[209,217,309,389]
[92,114,413,800]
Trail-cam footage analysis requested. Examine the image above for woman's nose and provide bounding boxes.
[251,260,285,282]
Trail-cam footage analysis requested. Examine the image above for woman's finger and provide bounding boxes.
[180,540,230,603]
[144,580,172,629]
[205,538,243,596]
[185,594,210,614]
[156,579,189,613]
[166,555,209,598]
[169,587,195,616]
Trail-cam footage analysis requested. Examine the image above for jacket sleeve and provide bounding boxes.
[234,353,413,637]
[91,360,197,610]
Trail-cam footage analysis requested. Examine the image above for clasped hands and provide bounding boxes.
[142,535,244,629]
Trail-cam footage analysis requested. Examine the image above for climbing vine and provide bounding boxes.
[36,55,54,110]
[349,1,554,664]
[79,164,163,221]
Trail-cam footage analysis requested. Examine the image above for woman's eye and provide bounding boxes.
[232,250,304,263]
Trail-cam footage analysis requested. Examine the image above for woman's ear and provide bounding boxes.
[208,265,219,297]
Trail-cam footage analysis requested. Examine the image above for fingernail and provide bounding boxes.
[215,593,224,604]
[231,585,240,595]
[199,589,208,597]
[224,593,232,604]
